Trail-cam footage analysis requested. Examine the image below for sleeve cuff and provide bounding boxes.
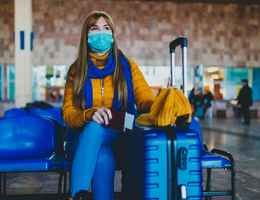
[84,108,98,121]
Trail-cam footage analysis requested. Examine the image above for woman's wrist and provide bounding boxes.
[85,108,98,121]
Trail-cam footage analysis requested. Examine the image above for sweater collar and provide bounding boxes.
[89,51,110,67]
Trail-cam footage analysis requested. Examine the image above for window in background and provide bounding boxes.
[174,66,194,93]
[203,67,224,100]
[139,66,194,96]
[252,68,260,101]
[7,65,15,101]
[32,65,69,101]
[32,66,38,101]
[224,67,250,100]
[203,67,252,100]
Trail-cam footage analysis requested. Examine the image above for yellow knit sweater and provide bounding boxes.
[62,52,155,129]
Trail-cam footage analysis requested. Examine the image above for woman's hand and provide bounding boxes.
[167,78,178,89]
[91,107,112,125]
[167,78,172,88]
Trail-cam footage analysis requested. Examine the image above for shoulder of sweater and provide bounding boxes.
[127,58,147,83]
[127,57,139,71]
[127,57,135,65]
[67,64,76,82]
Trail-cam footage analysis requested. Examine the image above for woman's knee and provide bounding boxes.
[80,121,105,140]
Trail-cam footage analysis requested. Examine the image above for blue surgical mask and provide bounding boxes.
[88,31,114,53]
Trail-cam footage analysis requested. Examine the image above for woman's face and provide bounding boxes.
[88,17,112,34]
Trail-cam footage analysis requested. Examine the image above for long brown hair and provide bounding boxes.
[67,11,129,111]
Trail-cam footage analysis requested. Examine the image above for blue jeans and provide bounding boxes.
[69,121,122,199]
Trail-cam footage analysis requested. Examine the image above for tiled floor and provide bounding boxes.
[1,118,260,199]
[200,118,260,200]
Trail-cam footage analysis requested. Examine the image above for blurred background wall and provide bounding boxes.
[1,0,259,66]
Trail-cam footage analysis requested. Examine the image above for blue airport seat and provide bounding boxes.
[3,108,27,118]
[37,107,62,123]
[189,118,236,200]
[37,107,67,128]
[201,150,231,168]
[28,107,42,116]
[54,107,68,127]
[34,107,70,197]
[37,107,68,154]
[0,115,64,198]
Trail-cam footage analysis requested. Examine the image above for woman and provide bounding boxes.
[62,11,155,200]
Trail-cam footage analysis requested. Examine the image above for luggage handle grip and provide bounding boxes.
[169,36,188,97]
[169,36,188,53]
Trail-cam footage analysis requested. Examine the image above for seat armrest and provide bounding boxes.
[211,148,235,170]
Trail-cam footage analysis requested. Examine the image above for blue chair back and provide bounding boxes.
[3,108,27,118]
[0,116,56,159]
[37,107,62,123]
[28,107,42,116]
[53,107,67,127]
[189,118,205,150]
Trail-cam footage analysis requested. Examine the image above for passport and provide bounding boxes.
[107,109,135,132]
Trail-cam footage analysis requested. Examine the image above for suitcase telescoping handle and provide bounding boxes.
[169,36,188,98]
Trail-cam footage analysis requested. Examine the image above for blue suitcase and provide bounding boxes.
[122,125,202,200]
[122,37,202,200]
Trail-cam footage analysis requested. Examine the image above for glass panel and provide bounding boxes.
[0,65,2,100]
[9,65,15,80]
[226,68,248,85]
[203,67,251,100]
[252,68,260,101]
[9,82,15,101]
[32,66,38,101]
[174,66,194,92]
[225,68,249,100]
[0,82,2,100]
[139,65,194,97]
[203,67,224,99]
[32,65,69,101]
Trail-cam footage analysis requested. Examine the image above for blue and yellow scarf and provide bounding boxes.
[83,51,134,114]
[67,51,134,146]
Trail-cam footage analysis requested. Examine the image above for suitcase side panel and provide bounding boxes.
[123,126,203,200]
[175,129,203,200]
[142,128,168,199]
[123,127,168,200]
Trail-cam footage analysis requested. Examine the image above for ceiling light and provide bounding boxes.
[207,67,219,73]
[211,74,219,79]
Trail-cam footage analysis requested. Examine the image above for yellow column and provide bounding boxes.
[14,0,32,107]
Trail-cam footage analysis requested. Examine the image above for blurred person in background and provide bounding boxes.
[189,87,204,120]
[202,86,214,116]
[237,79,253,125]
